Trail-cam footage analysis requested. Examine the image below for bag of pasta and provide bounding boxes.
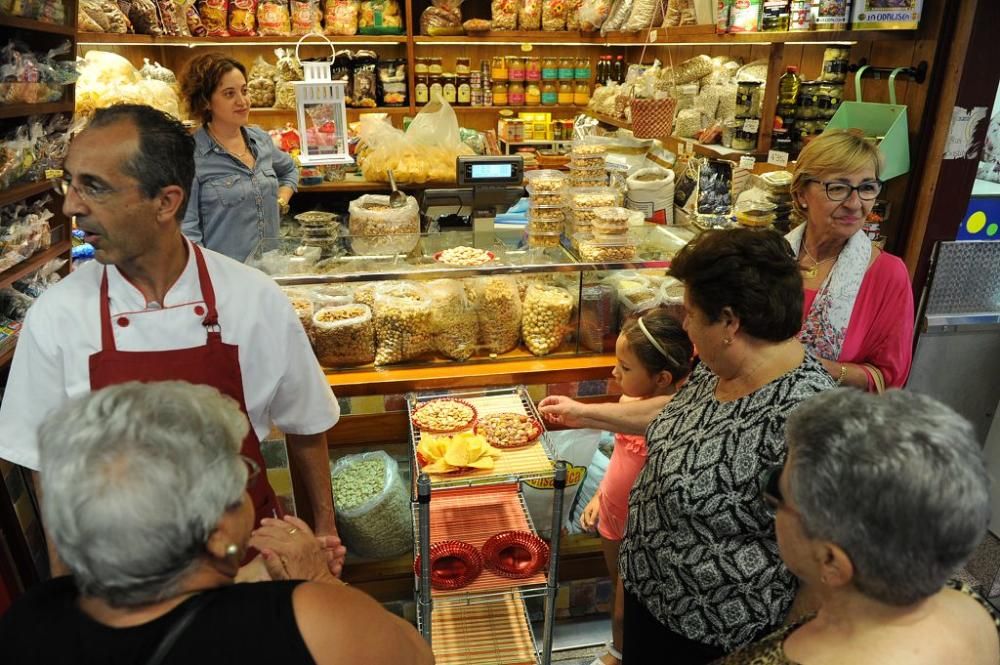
[228,0,257,34]
[312,303,375,367]
[274,47,303,81]
[541,0,565,30]
[565,0,580,29]
[198,0,229,35]
[359,0,402,33]
[521,283,574,356]
[373,283,434,365]
[257,0,290,34]
[518,0,540,29]
[475,275,521,354]
[324,0,358,35]
[491,0,516,28]
[159,0,192,34]
[184,0,208,34]
[289,0,321,33]
[427,279,478,361]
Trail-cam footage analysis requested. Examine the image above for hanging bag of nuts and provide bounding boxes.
[522,283,575,356]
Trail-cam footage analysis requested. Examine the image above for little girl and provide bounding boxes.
[581,308,693,665]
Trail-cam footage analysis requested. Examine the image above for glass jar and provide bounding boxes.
[732,128,758,151]
[429,75,443,100]
[573,82,590,105]
[821,47,850,83]
[457,75,471,105]
[721,119,742,148]
[526,82,541,105]
[771,128,793,153]
[796,81,821,119]
[491,56,508,81]
[470,84,483,106]
[414,58,428,76]
[442,74,457,104]
[558,57,575,80]
[509,81,525,106]
[508,56,526,81]
[735,80,763,118]
[575,57,591,80]
[541,81,558,105]
[820,82,844,119]
[428,57,443,75]
[542,57,559,80]
[558,81,573,105]
[552,121,563,140]
[525,57,541,81]
[455,57,471,75]
[484,81,493,106]
[492,81,508,106]
[415,75,429,104]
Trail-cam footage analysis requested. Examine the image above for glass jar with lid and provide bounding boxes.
[414,58,429,76]
[732,128,758,151]
[442,74,457,103]
[455,57,471,75]
[573,82,590,105]
[457,75,471,105]
[415,75,429,104]
[558,57,575,80]
[542,57,559,80]
[429,75,443,100]
[819,82,844,119]
[492,81,508,106]
[525,82,541,105]
[796,81,821,119]
[735,80,763,118]
[491,56,508,81]
[525,57,541,81]
[508,56,526,81]
[509,81,525,106]
[575,57,591,80]
[541,81,557,106]
[558,81,573,105]
[428,57,443,75]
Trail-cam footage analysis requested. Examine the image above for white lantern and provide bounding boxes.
[293,34,353,167]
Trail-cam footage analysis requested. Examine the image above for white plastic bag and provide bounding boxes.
[626,166,675,225]
[522,429,602,537]
[331,451,412,559]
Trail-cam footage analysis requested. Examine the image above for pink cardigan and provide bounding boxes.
[803,251,914,389]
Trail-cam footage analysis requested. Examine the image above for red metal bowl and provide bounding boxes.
[482,531,550,579]
[474,413,543,449]
[413,540,484,590]
[411,398,478,434]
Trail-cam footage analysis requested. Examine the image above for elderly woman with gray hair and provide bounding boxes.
[0,381,433,665]
[713,388,1000,665]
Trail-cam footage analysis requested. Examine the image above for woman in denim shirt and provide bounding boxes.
[181,53,298,262]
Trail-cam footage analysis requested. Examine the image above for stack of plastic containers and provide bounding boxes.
[569,143,608,188]
[578,206,637,262]
[567,188,618,250]
[758,171,794,230]
[523,169,568,249]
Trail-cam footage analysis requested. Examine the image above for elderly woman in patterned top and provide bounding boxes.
[713,388,1000,665]
[540,228,834,664]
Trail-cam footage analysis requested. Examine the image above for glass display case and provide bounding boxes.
[248,225,696,371]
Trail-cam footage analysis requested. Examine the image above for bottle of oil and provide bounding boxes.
[778,65,801,106]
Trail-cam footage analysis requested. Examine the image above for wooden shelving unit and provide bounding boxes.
[0,180,55,208]
[0,14,75,35]
[0,101,75,120]
[0,240,73,292]
[76,33,406,44]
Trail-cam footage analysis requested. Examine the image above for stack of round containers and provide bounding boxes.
[569,143,609,188]
[567,187,618,250]
[579,206,637,262]
[524,169,568,249]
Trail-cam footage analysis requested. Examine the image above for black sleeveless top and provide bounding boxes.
[0,576,316,664]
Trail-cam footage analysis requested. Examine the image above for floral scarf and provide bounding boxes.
[786,226,871,361]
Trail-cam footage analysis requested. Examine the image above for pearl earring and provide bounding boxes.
[225,544,239,557]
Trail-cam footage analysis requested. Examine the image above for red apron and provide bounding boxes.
[89,244,283,533]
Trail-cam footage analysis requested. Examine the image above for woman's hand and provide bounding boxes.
[538,395,586,428]
[249,515,341,584]
[580,494,600,532]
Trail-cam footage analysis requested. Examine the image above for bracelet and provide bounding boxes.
[836,364,848,386]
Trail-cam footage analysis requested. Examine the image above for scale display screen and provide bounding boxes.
[457,156,523,186]
[470,162,513,179]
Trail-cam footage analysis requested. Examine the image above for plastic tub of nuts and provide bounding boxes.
[348,194,420,256]
[529,218,564,233]
[570,143,608,168]
[527,230,563,248]
[577,234,636,262]
[734,200,777,228]
[523,169,568,192]
[591,206,633,232]
[526,185,566,206]
[434,246,496,266]
[528,205,566,222]
[568,187,618,210]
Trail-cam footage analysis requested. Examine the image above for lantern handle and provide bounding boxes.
[295,32,337,65]
[854,65,870,102]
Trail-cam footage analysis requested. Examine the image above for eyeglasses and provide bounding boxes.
[55,173,139,203]
[760,464,787,514]
[240,454,261,491]
[808,179,882,202]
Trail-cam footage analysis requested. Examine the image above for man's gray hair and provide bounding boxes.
[38,381,250,607]
[786,388,991,606]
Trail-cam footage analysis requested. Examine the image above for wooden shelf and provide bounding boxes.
[585,110,766,160]
[0,100,74,120]
[0,14,75,35]
[76,33,406,45]
[325,352,617,397]
[0,180,56,208]
[0,239,72,292]
[250,106,411,115]
[456,104,584,113]
[299,178,401,192]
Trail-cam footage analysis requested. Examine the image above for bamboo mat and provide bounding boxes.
[416,394,554,486]
[427,485,547,597]
[430,592,538,665]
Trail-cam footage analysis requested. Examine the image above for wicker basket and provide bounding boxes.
[630,97,677,139]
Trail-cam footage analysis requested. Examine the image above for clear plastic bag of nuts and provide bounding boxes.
[521,283,574,356]
[427,279,479,361]
[373,282,434,365]
[312,303,376,366]
[474,275,522,354]
[283,287,316,338]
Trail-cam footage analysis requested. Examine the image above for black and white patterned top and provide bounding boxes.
[619,353,834,652]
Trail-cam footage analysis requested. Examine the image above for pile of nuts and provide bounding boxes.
[429,279,479,361]
[570,144,608,168]
[522,283,575,356]
[476,412,542,448]
[374,289,433,365]
[412,399,477,432]
[312,304,376,366]
[437,246,494,266]
[331,453,412,559]
[579,239,636,262]
[477,277,522,354]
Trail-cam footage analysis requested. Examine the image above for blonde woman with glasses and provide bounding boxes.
[788,129,914,392]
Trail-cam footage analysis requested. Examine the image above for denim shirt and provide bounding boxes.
[182,125,298,262]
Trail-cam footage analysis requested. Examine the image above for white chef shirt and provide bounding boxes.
[0,239,339,470]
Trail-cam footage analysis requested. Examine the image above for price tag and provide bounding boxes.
[742,118,760,133]
[520,43,534,52]
[45,169,63,180]
[739,155,757,170]
[684,139,696,156]
[649,30,658,41]
[767,150,790,167]
[606,155,629,171]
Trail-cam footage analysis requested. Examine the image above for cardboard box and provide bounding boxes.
[850,0,923,30]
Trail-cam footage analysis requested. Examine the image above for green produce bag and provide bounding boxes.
[330,451,412,559]
[824,65,910,180]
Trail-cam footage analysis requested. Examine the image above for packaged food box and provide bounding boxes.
[850,0,922,30]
